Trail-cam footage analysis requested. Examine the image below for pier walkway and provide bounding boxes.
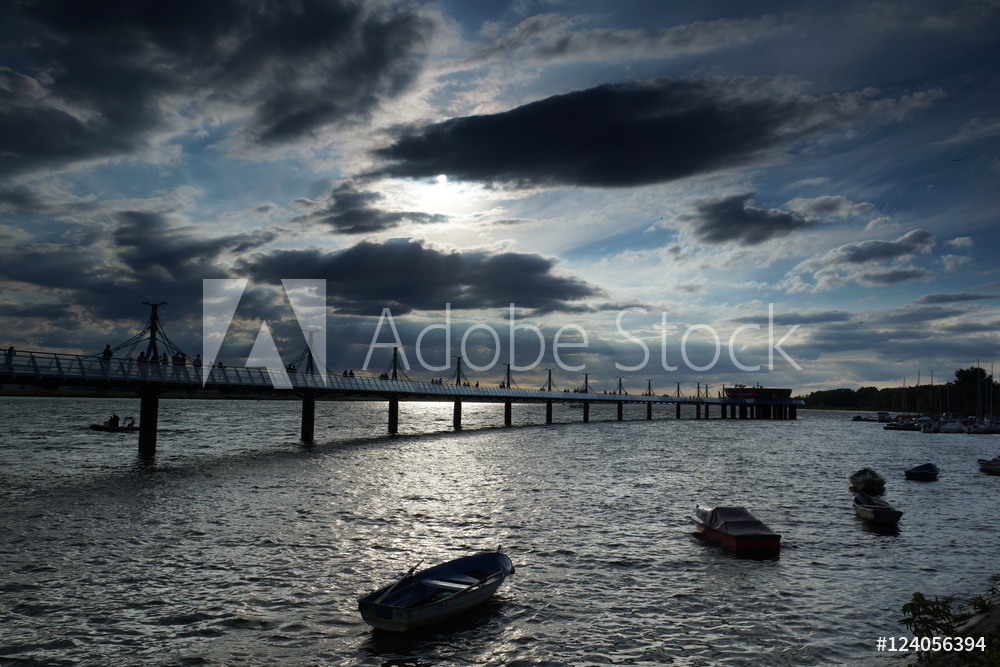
[3,347,803,459]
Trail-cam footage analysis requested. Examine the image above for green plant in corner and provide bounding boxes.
[900,592,956,665]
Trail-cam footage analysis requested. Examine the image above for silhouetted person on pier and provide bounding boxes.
[5,346,13,369]
[192,354,202,369]
[137,352,147,363]
[102,345,112,360]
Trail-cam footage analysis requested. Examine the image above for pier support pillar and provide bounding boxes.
[388,396,399,434]
[453,400,462,430]
[790,404,797,420]
[504,400,512,427]
[138,390,159,459]
[301,394,316,444]
[696,403,702,420]
[676,403,681,420]
[583,402,590,423]
[546,401,553,424]
[646,403,652,420]
[617,402,623,421]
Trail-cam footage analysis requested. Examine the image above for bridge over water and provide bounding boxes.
[2,304,803,459]
[3,348,802,456]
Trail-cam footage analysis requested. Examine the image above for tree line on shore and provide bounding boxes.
[802,366,999,417]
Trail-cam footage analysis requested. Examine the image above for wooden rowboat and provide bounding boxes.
[853,491,902,525]
[849,468,886,494]
[358,550,514,632]
[978,457,1000,475]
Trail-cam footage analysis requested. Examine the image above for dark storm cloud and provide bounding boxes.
[293,183,448,234]
[0,208,275,328]
[113,211,276,280]
[0,302,77,321]
[676,192,810,245]
[237,238,601,315]
[372,77,939,188]
[0,0,434,177]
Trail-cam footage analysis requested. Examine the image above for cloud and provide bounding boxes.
[787,177,830,188]
[469,13,789,64]
[371,77,942,189]
[853,266,936,286]
[941,254,971,272]
[831,229,935,264]
[783,229,937,292]
[0,0,436,177]
[0,207,276,326]
[946,236,973,248]
[674,192,810,246]
[236,238,602,315]
[916,292,1000,304]
[783,195,875,218]
[113,210,276,279]
[292,182,448,234]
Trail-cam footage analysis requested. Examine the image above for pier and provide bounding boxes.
[2,306,804,458]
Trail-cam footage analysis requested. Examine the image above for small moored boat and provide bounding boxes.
[691,506,781,555]
[853,492,903,525]
[89,422,137,432]
[904,463,940,481]
[977,457,1000,475]
[849,468,886,494]
[358,550,514,632]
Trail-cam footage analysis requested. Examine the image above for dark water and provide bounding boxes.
[1,396,999,665]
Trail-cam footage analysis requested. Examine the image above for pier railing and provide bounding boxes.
[2,349,803,405]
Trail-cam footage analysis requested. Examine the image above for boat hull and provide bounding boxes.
[978,459,1000,475]
[89,424,137,432]
[358,551,513,632]
[691,506,781,555]
[853,493,902,525]
[904,463,939,481]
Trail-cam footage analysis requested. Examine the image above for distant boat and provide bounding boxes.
[883,418,921,431]
[977,457,1000,475]
[853,492,902,525]
[358,550,514,632]
[849,468,886,494]
[691,505,781,555]
[89,418,137,432]
[904,463,940,481]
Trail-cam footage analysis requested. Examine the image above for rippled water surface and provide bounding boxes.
[2,396,999,665]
